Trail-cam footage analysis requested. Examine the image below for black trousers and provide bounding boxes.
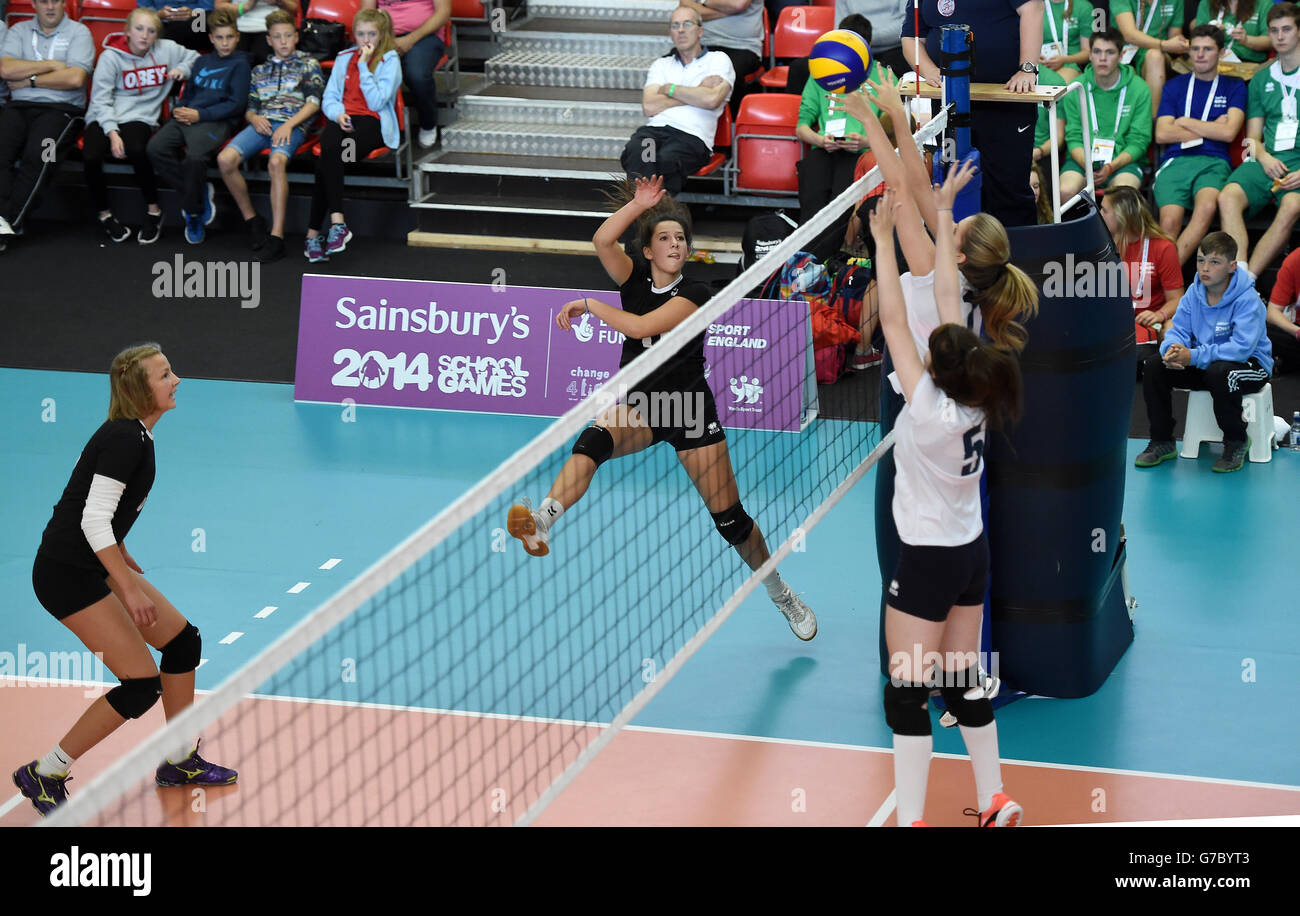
[311,116,386,228]
[147,119,233,214]
[1142,354,1270,443]
[971,100,1037,228]
[82,121,159,213]
[797,146,860,260]
[0,101,83,227]
[1267,325,1300,374]
[621,125,712,195]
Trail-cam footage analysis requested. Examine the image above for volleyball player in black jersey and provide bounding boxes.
[507,176,817,641]
[12,344,236,816]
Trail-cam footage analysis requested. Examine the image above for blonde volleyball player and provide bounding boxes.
[869,180,1025,828]
[506,176,817,641]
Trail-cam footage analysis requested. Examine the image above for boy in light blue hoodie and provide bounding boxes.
[1138,231,1274,473]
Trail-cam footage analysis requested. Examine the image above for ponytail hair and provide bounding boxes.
[603,177,694,253]
[958,213,1039,353]
[108,343,162,421]
[929,325,1024,433]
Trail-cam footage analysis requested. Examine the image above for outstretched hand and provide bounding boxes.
[868,188,899,241]
[829,88,871,127]
[864,76,904,114]
[632,175,666,210]
[933,157,978,212]
[556,298,590,331]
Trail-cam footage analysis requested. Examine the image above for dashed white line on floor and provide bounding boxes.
[319,558,342,570]
[219,632,244,645]
[288,582,310,594]
[255,606,278,619]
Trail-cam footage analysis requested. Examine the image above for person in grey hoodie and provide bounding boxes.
[1138,231,1274,474]
[83,7,198,244]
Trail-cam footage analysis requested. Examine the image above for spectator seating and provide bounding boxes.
[309,90,409,180]
[450,0,489,24]
[694,105,732,179]
[761,5,833,90]
[729,92,802,194]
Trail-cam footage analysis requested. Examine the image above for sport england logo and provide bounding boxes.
[729,375,762,405]
[706,323,768,349]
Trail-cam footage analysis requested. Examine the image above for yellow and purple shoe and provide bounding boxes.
[12,761,71,817]
[155,739,238,787]
[966,792,1023,827]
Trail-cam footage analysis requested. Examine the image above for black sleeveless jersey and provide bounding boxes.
[617,265,712,390]
[38,419,156,570]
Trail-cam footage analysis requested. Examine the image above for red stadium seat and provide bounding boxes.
[308,0,363,42]
[730,92,803,194]
[694,105,732,177]
[5,1,36,26]
[810,0,834,6]
[744,6,769,87]
[451,0,489,23]
[1230,123,1248,169]
[761,5,835,90]
[78,0,134,62]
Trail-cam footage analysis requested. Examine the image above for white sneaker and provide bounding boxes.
[773,586,817,641]
[507,500,550,557]
[418,127,438,148]
[0,216,14,236]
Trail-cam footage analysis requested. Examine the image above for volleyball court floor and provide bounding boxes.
[0,367,1296,826]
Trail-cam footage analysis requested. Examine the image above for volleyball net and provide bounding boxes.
[44,110,949,829]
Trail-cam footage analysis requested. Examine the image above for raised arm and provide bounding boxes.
[931,159,978,328]
[591,176,664,286]
[869,189,926,401]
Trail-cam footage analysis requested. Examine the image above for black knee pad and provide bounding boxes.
[160,623,201,674]
[710,502,754,546]
[939,667,994,728]
[106,676,162,720]
[883,681,932,736]
[572,426,615,467]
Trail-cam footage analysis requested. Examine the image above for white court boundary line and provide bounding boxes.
[44,111,947,828]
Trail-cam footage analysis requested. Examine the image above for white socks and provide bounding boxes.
[958,721,1003,811]
[893,734,933,826]
[166,741,197,766]
[762,571,787,600]
[536,497,564,532]
[36,745,74,777]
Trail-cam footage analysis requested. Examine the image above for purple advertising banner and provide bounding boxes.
[294,275,814,432]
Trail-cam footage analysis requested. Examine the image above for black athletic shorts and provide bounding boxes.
[888,534,989,622]
[32,553,111,620]
[628,378,726,452]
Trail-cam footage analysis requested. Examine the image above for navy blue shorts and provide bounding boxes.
[888,534,989,622]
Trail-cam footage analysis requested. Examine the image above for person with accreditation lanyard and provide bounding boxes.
[1193,0,1273,64]
[1217,2,1300,281]
[1057,26,1152,203]
[1153,24,1246,265]
[1039,0,1094,81]
[1112,0,1188,115]
[901,0,1045,228]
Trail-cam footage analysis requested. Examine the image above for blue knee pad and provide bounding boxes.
[160,623,201,674]
[572,426,615,467]
[710,501,754,546]
[939,667,994,727]
[883,681,932,736]
[105,675,162,720]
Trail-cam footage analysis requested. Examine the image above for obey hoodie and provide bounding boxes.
[1161,267,1275,374]
[86,33,198,134]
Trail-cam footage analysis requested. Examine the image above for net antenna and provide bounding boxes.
[46,112,949,830]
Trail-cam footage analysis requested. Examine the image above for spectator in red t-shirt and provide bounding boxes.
[1265,246,1300,374]
[1101,187,1185,347]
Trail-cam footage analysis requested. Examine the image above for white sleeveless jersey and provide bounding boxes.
[892,373,987,546]
[888,270,982,394]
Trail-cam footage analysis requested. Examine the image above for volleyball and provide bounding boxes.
[808,29,873,94]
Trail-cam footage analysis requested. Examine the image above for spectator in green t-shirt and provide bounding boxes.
[1040,0,1097,81]
[794,14,896,225]
[1217,2,1300,278]
[1112,0,1189,115]
[1058,27,1153,202]
[1192,0,1272,64]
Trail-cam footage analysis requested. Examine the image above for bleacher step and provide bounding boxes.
[485,51,654,90]
[525,0,677,22]
[441,119,631,159]
[458,96,643,129]
[499,30,669,57]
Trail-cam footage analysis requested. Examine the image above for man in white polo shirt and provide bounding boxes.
[620,5,735,195]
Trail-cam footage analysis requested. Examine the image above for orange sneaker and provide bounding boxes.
[507,501,550,557]
[965,792,1022,827]
[910,819,929,827]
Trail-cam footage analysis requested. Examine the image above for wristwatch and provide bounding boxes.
[29,74,37,88]
[1020,61,1038,75]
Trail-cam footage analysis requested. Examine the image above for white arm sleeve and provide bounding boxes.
[81,473,126,553]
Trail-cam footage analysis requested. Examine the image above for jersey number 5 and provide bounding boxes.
[961,425,985,477]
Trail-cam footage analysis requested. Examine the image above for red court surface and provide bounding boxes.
[6,686,1298,827]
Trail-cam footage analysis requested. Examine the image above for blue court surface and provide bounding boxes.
[1,367,1297,809]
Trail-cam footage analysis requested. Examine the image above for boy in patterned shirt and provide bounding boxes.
[214,9,323,262]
